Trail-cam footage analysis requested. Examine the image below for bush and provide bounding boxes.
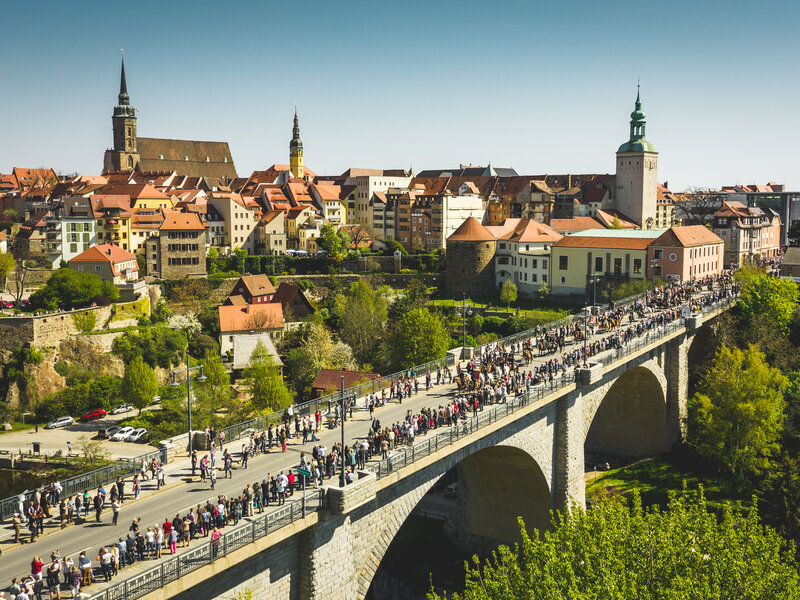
[112,326,187,369]
[38,375,122,422]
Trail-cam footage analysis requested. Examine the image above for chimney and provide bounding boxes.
[106,248,112,256]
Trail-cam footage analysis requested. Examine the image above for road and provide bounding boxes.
[0,286,727,590]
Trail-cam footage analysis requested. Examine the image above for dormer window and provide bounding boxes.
[185,156,189,161]
[205,156,210,162]
[159,155,164,159]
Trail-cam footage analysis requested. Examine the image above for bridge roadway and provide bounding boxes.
[0,290,719,592]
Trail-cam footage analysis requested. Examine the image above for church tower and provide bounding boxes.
[289,108,304,179]
[615,86,658,228]
[103,57,140,173]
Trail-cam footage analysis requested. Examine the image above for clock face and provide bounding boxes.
[668,252,678,262]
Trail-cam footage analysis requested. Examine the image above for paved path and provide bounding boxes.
[0,288,725,591]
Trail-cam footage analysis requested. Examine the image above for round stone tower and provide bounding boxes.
[446,217,497,295]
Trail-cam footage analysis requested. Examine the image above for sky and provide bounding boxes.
[1,0,798,191]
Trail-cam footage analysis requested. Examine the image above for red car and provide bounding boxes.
[80,408,107,421]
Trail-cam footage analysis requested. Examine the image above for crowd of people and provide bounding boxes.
[2,273,738,598]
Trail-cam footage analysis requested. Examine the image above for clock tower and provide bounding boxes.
[103,57,141,172]
[615,86,658,228]
[289,108,304,179]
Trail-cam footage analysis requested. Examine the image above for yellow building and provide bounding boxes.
[550,229,664,296]
[90,195,133,252]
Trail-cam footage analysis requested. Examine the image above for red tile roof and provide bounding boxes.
[447,216,495,242]
[549,217,604,233]
[159,211,207,231]
[311,369,380,393]
[552,236,653,250]
[218,303,284,333]
[651,226,724,248]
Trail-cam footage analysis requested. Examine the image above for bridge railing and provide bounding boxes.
[364,292,737,481]
[0,447,165,522]
[218,354,456,445]
[84,488,324,600]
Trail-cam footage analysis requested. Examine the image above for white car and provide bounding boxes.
[128,428,148,442]
[46,416,74,429]
[111,426,134,441]
[110,404,133,415]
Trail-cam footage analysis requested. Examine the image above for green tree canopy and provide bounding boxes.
[500,279,517,313]
[244,341,292,412]
[736,268,799,334]
[389,308,449,370]
[38,375,122,421]
[284,323,356,394]
[30,268,119,310]
[0,252,14,287]
[120,355,159,415]
[332,279,388,362]
[429,490,800,600]
[688,344,788,479]
[317,223,351,259]
[112,326,187,369]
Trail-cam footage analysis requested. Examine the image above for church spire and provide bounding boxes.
[289,107,304,179]
[118,54,130,106]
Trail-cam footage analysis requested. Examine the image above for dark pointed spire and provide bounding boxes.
[290,106,302,150]
[118,54,130,106]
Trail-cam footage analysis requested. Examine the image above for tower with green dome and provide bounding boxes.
[615,86,658,228]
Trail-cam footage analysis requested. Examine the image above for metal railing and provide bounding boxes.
[0,448,165,522]
[81,293,736,600]
[85,489,323,600]
[219,354,455,445]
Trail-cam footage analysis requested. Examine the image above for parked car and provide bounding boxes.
[99,425,122,439]
[80,408,107,421]
[445,482,458,498]
[110,404,133,415]
[0,301,14,309]
[111,426,134,441]
[128,428,148,442]
[46,416,74,429]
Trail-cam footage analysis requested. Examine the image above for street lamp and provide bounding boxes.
[584,274,601,366]
[460,293,473,351]
[170,349,207,456]
[340,375,345,488]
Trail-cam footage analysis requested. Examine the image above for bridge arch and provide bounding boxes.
[584,362,668,457]
[360,443,551,599]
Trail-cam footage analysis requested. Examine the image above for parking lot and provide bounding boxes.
[0,411,153,460]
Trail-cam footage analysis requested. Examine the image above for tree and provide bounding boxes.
[333,280,388,362]
[120,355,159,415]
[10,257,29,306]
[72,310,97,333]
[674,188,725,226]
[76,434,111,468]
[192,349,232,425]
[389,308,449,370]
[736,268,799,334]
[244,341,292,412]
[284,323,356,393]
[500,279,517,314]
[687,345,788,479]
[0,252,14,287]
[345,224,371,250]
[29,268,119,310]
[610,216,624,229]
[112,326,187,369]
[318,223,346,258]
[429,490,800,600]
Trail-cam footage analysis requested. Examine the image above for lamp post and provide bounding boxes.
[170,349,206,457]
[340,375,346,488]
[460,293,473,352]
[584,273,601,366]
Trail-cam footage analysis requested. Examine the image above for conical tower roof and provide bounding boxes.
[447,217,495,242]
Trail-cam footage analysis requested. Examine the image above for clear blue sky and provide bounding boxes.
[2,0,798,191]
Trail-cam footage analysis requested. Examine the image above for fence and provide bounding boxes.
[0,448,164,522]
[85,489,323,600]
[219,354,456,445]
[83,293,735,600]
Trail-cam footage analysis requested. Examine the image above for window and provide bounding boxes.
[531,259,538,269]
[531,273,537,282]
[95,266,100,272]
[542,274,548,283]
[70,243,77,253]
[633,258,642,274]
[558,256,568,270]
[560,276,566,283]
[595,256,603,272]
[614,257,622,275]
[654,249,663,259]
[654,265,663,277]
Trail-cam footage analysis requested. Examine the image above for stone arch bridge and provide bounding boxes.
[124,306,725,600]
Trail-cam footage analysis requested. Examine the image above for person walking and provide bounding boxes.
[112,498,121,526]
[210,468,217,490]
[157,464,166,489]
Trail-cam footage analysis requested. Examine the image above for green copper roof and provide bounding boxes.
[618,85,656,154]
[618,139,657,153]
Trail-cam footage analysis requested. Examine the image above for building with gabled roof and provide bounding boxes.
[102,58,237,187]
[145,211,207,279]
[271,282,314,321]
[230,274,276,304]
[68,243,139,287]
[647,226,724,281]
